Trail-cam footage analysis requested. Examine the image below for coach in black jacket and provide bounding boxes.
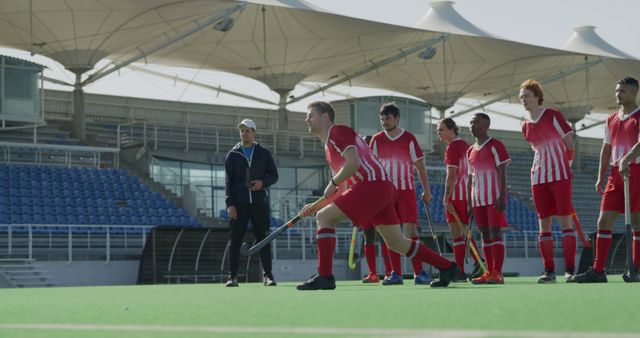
[224,119,279,287]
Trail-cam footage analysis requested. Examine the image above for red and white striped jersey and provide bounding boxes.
[370,129,424,191]
[604,107,640,166]
[522,108,573,185]
[325,125,389,185]
[444,138,470,201]
[467,138,511,207]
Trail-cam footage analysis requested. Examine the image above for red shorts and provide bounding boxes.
[445,199,469,224]
[473,205,508,228]
[601,165,640,213]
[531,179,573,219]
[334,181,400,230]
[395,189,418,224]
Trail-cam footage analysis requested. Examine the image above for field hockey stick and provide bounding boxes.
[240,197,325,256]
[623,175,636,277]
[464,214,475,264]
[423,202,442,255]
[348,226,358,270]
[571,210,592,248]
[447,203,486,272]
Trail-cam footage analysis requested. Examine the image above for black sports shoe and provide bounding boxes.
[263,273,277,286]
[430,263,459,288]
[296,274,336,290]
[537,269,556,283]
[573,267,607,283]
[452,271,468,283]
[622,270,640,283]
[225,275,238,287]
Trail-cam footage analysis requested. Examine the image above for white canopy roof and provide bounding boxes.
[414,1,495,38]
[0,0,636,122]
[523,26,639,120]
[563,26,636,59]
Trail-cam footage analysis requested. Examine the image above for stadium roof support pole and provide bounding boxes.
[72,73,86,140]
[41,75,73,87]
[577,119,606,132]
[456,101,523,122]
[81,3,247,87]
[448,57,606,118]
[287,33,449,105]
[128,65,278,106]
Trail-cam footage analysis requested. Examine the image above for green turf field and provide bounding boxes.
[0,277,638,338]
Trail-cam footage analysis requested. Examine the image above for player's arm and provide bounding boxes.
[620,141,640,177]
[596,143,611,192]
[563,134,575,167]
[300,167,349,216]
[322,147,360,200]
[496,163,507,212]
[415,159,431,202]
[443,166,457,206]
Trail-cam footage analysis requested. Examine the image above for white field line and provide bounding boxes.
[0,324,638,338]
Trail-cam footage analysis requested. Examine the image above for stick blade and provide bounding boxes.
[240,242,250,256]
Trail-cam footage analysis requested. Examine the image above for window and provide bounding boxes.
[5,68,35,100]
[150,157,325,221]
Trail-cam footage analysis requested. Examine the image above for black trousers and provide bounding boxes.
[228,203,272,276]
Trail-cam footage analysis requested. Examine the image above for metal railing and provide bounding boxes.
[0,224,154,263]
[116,121,322,158]
[0,141,120,167]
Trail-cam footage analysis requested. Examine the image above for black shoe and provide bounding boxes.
[452,271,468,283]
[263,273,277,286]
[296,274,336,290]
[537,269,556,284]
[622,270,640,283]
[430,263,459,288]
[225,275,238,287]
[574,268,607,283]
[470,261,485,280]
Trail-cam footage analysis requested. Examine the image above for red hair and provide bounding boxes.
[520,79,544,105]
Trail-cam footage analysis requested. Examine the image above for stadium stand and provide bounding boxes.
[0,164,200,234]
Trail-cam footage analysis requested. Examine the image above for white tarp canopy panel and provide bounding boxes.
[0,0,636,123]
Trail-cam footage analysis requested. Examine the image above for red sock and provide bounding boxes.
[364,243,377,275]
[406,239,452,270]
[492,237,505,274]
[452,236,466,273]
[388,249,402,275]
[380,243,392,275]
[317,228,336,277]
[593,229,612,273]
[469,238,482,264]
[538,232,555,271]
[562,229,577,271]
[633,231,640,270]
[410,236,424,275]
[483,239,494,272]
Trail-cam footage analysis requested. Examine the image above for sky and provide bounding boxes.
[2,0,638,139]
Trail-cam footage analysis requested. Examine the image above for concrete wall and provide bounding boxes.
[40,261,139,287]
[34,255,579,287]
